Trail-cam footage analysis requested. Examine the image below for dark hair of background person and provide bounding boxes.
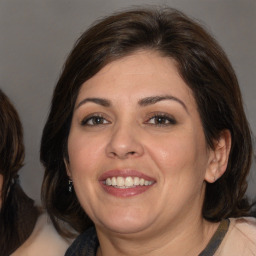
[0,89,40,256]
[40,7,253,238]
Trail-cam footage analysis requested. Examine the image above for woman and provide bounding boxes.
[40,7,256,255]
[0,89,71,256]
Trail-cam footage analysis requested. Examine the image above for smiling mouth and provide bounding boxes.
[103,176,154,188]
[99,170,155,197]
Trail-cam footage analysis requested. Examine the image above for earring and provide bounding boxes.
[68,179,73,192]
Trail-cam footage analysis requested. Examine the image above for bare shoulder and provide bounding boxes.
[11,213,73,256]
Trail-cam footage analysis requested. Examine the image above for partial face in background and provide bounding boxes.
[0,174,3,208]
[66,50,218,235]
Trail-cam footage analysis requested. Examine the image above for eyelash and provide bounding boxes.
[80,113,177,127]
[81,114,110,126]
[145,113,177,126]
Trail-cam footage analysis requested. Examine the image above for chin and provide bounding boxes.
[103,220,150,234]
[95,208,154,234]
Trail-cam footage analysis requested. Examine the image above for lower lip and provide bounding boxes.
[100,182,154,197]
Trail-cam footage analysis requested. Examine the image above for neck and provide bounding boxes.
[96,216,219,256]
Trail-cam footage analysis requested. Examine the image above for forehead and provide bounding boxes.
[76,50,196,108]
[89,50,180,83]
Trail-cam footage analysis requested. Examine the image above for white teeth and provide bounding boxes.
[125,177,133,187]
[111,177,117,186]
[134,177,140,186]
[104,176,154,188]
[106,178,111,185]
[139,178,145,186]
[116,177,125,187]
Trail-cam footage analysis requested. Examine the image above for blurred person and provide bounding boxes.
[0,89,72,256]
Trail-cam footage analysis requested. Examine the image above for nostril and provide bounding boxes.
[109,150,137,159]
[110,152,117,157]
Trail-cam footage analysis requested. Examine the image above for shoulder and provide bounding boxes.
[12,213,73,256]
[65,227,98,256]
[215,217,256,255]
[229,217,256,240]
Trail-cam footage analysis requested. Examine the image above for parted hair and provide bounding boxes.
[40,7,253,238]
[0,89,39,256]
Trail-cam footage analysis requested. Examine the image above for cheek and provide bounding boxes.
[149,135,192,164]
[146,129,208,177]
[67,132,106,176]
[67,134,103,213]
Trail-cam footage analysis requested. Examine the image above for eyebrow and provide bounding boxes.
[76,98,111,109]
[76,95,188,113]
[138,95,188,113]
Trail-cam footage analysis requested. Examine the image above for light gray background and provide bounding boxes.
[1,0,255,204]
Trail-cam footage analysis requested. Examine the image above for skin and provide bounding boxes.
[67,50,231,256]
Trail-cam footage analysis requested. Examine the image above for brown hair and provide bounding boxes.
[40,7,253,237]
[0,89,39,256]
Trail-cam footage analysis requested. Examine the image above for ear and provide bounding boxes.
[64,158,72,178]
[205,130,232,183]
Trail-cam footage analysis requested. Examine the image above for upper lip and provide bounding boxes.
[98,169,155,182]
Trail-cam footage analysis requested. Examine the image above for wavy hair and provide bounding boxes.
[0,89,39,256]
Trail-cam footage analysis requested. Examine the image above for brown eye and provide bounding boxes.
[146,114,176,126]
[81,115,110,126]
[154,116,169,124]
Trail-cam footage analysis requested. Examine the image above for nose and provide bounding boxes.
[106,123,144,159]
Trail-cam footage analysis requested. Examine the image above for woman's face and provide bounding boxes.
[67,50,216,235]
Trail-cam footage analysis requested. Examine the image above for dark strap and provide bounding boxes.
[64,227,98,256]
[199,219,230,256]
